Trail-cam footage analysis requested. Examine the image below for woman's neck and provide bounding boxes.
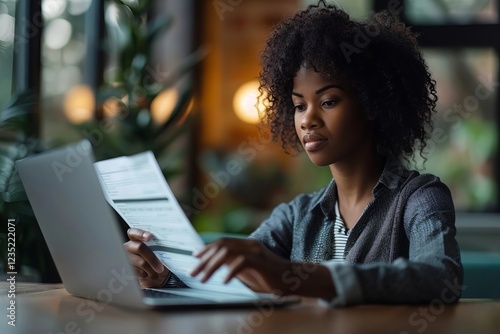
[329,149,384,208]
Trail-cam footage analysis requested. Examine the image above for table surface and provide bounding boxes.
[1,283,499,334]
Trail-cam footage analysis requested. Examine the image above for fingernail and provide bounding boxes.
[143,232,151,239]
[156,264,164,273]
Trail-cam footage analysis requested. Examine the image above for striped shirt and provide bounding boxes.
[332,201,349,262]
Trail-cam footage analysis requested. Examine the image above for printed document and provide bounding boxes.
[94,151,256,296]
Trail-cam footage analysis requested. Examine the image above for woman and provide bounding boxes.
[125,1,463,306]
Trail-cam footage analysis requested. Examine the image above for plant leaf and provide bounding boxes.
[137,0,155,15]
[0,92,37,132]
[113,0,141,17]
[146,46,208,96]
[3,170,28,202]
[153,87,192,137]
[153,109,194,151]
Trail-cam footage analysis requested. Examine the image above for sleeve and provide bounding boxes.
[247,202,295,259]
[322,178,464,306]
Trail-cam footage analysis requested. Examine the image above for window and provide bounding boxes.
[405,0,498,25]
[0,0,16,107]
[418,48,498,210]
[41,0,91,144]
[400,0,500,212]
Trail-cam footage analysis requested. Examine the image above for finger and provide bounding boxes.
[224,255,246,283]
[135,267,148,279]
[192,248,204,258]
[199,248,232,283]
[139,278,158,289]
[192,243,217,258]
[128,253,162,278]
[124,240,164,274]
[190,246,219,277]
[127,228,153,242]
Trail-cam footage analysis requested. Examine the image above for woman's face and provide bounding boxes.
[292,66,374,166]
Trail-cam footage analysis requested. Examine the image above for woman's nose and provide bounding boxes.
[300,107,322,130]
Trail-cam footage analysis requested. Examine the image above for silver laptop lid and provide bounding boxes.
[16,140,147,308]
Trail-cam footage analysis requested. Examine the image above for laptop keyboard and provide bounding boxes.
[143,288,205,300]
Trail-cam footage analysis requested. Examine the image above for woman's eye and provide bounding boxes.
[294,104,306,112]
[322,100,337,108]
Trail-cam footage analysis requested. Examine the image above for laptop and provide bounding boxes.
[16,140,299,309]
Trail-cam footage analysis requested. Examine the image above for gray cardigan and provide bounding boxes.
[249,156,464,306]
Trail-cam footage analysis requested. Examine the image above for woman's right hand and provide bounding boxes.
[123,228,170,288]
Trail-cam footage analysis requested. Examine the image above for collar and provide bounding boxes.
[373,155,409,192]
[314,156,410,218]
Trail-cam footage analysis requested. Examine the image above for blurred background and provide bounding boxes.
[0,0,499,282]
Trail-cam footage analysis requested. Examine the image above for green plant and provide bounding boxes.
[73,0,205,178]
[0,91,60,282]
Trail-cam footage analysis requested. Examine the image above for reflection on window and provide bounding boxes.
[417,48,498,211]
[405,0,498,25]
[0,0,16,106]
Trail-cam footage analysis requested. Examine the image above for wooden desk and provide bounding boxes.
[1,283,499,334]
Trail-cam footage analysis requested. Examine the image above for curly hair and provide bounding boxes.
[258,0,437,163]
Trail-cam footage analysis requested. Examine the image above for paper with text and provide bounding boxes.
[94,152,255,296]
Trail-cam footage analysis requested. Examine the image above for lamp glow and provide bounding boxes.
[64,85,95,124]
[233,80,265,124]
[150,88,178,124]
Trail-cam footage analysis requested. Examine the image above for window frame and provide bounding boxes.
[374,0,500,212]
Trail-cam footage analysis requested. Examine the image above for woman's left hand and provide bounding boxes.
[190,238,292,295]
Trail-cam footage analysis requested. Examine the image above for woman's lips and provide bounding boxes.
[303,133,328,152]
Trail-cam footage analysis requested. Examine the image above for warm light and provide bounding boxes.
[102,97,125,118]
[176,97,195,126]
[64,85,95,124]
[233,80,265,124]
[150,88,178,124]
